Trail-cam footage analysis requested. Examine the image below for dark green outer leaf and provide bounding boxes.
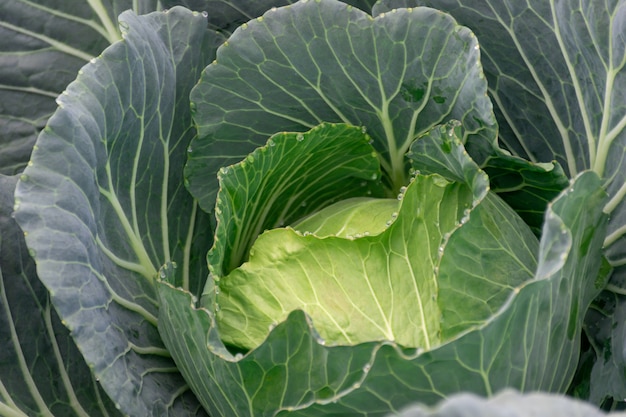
[187,0,496,211]
[391,390,626,417]
[0,0,160,175]
[0,174,122,417]
[13,7,217,416]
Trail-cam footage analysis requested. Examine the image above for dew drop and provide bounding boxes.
[241,23,248,30]
[234,353,243,360]
[438,246,444,255]
[366,190,372,195]
[201,11,208,17]
[363,364,371,372]
[28,248,36,258]
[397,193,404,201]
[19,174,28,182]
[361,126,367,134]
[399,186,407,193]
[159,270,166,279]
[270,6,277,11]
[269,322,277,331]
[391,212,398,219]
[296,133,305,142]
[13,198,20,211]
[268,139,276,146]
[371,173,378,180]
[246,154,255,163]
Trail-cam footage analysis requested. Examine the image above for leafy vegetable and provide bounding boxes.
[158,121,608,415]
[2,0,626,415]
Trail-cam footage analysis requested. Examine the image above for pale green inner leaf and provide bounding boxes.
[217,174,471,350]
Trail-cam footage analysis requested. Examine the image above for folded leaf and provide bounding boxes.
[208,122,384,280]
